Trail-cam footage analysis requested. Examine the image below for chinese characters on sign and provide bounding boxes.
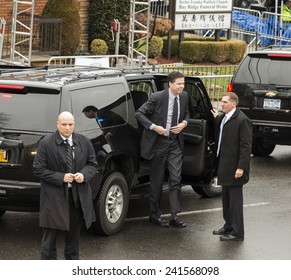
[175,0,232,31]
[175,13,231,30]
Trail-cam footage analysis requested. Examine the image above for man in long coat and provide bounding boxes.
[33,111,97,259]
[212,92,252,241]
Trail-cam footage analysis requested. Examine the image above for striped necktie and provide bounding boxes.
[64,139,75,173]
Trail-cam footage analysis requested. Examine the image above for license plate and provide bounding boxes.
[0,189,6,195]
[263,98,281,110]
[0,149,8,163]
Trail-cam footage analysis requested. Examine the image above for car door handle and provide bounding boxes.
[183,133,203,144]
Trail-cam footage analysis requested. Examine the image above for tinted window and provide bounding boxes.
[0,92,60,132]
[235,55,291,85]
[128,81,154,95]
[185,83,206,119]
[70,83,129,134]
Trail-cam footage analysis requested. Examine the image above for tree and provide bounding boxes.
[42,0,81,55]
[88,0,130,53]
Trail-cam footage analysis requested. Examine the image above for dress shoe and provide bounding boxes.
[169,218,187,228]
[213,227,232,235]
[149,217,169,227]
[220,234,244,241]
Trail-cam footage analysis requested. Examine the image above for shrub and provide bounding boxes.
[90,39,108,55]
[137,36,164,58]
[179,38,246,64]
[162,35,217,57]
[228,40,247,63]
[207,42,229,64]
[42,0,81,56]
[179,41,208,63]
[148,36,163,58]
[162,35,180,57]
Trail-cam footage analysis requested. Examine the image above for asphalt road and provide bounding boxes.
[1,145,291,260]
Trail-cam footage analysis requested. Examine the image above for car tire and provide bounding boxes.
[252,138,275,156]
[192,177,222,198]
[91,171,129,236]
[0,210,5,217]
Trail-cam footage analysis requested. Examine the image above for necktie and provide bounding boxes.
[169,97,178,139]
[64,139,75,173]
[171,97,178,126]
[216,115,227,156]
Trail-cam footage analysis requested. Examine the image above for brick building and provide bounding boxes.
[0,0,90,50]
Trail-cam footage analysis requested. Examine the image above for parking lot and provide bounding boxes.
[1,145,291,260]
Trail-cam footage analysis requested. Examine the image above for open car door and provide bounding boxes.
[154,75,220,197]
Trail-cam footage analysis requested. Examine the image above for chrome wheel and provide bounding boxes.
[92,171,129,236]
[105,184,124,223]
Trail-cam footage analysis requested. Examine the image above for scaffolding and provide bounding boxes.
[0,17,6,60]
[128,0,151,66]
[10,0,35,65]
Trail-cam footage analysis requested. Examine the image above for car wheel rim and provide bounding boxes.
[212,177,221,189]
[105,184,124,223]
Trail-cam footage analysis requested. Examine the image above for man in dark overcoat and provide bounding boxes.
[135,71,189,228]
[33,111,97,259]
[211,92,252,241]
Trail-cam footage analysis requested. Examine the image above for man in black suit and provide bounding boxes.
[135,71,189,228]
[33,111,98,259]
[211,92,252,241]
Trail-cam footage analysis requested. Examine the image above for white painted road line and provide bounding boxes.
[126,202,271,222]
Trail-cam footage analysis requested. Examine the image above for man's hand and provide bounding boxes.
[170,122,186,134]
[74,172,85,183]
[211,109,218,118]
[153,125,167,135]
[235,168,244,179]
[64,173,75,183]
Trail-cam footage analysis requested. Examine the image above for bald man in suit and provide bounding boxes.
[33,111,98,259]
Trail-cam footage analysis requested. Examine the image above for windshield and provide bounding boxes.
[0,92,60,132]
[235,55,291,86]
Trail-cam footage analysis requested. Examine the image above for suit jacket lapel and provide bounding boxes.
[72,134,81,171]
[178,94,184,123]
[54,132,67,171]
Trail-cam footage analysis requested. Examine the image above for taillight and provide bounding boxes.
[0,84,26,94]
[267,53,291,58]
[0,85,24,90]
[227,83,233,92]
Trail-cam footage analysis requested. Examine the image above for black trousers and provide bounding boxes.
[222,185,244,238]
[149,137,183,219]
[40,189,83,260]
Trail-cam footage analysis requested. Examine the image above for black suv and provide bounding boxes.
[0,65,219,235]
[229,47,291,156]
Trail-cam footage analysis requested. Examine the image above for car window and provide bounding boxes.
[0,91,60,132]
[70,83,129,134]
[128,81,154,96]
[235,55,291,85]
[185,83,206,119]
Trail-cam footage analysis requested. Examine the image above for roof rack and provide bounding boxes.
[258,45,291,50]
